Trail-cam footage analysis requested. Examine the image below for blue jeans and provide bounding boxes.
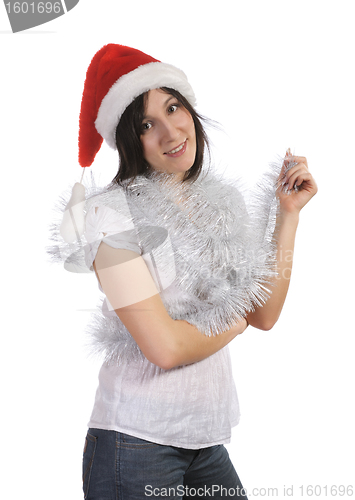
[83,429,248,499]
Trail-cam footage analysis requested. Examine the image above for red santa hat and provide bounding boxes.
[78,43,197,168]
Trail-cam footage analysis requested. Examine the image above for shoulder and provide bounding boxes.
[84,183,141,270]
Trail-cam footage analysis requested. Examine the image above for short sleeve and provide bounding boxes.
[84,204,141,271]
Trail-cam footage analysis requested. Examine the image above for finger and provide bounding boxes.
[282,148,292,167]
[290,155,308,168]
[284,162,308,179]
[282,164,310,189]
[286,168,308,190]
[289,171,314,191]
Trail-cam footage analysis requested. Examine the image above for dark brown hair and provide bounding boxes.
[113,87,210,185]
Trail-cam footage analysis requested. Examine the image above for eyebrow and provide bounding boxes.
[163,95,175,106]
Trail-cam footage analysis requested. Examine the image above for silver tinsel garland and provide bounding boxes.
[48,161,283,363]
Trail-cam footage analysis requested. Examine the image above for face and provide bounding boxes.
[140,89,196,179]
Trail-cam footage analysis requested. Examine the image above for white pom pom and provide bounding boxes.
[60,183,86,243]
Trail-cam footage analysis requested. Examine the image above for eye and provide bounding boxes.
[141,122,152,133]
[167,103,179,114]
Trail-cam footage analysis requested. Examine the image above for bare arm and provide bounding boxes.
[246,210,299,330]
[247,152,318,330]
[94,242,247,370]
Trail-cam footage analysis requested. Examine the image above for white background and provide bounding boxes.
[1,1,354,498]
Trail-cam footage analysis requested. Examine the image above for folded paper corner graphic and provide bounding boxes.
[64,0,79,12]
[4,0,80,33]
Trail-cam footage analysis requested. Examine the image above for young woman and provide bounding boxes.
[53,44,317,499]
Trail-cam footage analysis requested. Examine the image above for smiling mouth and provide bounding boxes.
[165,140,186,155]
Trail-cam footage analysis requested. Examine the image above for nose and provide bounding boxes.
[159,118,179,143]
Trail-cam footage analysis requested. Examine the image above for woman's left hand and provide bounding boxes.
[277,150,318,214]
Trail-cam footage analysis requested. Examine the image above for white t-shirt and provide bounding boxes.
[84,202,240,449]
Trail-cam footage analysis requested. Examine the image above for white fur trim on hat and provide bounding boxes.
[95,61,196,150]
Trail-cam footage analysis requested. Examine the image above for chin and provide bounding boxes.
[174,157,196,174]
